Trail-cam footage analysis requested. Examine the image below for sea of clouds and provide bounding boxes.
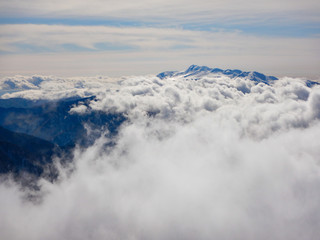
[1,72,320,240]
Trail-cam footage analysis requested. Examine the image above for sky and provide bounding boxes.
[0,0,320,77]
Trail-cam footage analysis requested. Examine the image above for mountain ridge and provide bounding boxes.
[0,126,58,178]
[157,64,278,85]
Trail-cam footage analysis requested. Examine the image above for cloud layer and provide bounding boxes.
[1,72,320,239]
[1,0,320,24]
[1,1,319,78]
[1,24,319,77]
[2,24,319,54]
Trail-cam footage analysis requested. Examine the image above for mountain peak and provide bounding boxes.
[185,65,211,73]
[157,65,278,84]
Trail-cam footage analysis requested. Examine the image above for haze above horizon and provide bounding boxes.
[0,0,319,78]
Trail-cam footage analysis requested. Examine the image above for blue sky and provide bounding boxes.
[0,0,319,77]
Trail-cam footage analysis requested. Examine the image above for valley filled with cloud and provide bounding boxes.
[1,66,320,239]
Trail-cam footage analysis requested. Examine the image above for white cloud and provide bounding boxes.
[1,72,320,239]
[0,75,119,99]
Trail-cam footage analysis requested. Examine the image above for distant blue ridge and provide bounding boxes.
[157,71,177,79]
[306,80,319,88]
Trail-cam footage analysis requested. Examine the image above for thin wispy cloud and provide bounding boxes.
[0,0,320,77]
[1,0,320,24]
[2,24,319,54]
[0,24,319,77]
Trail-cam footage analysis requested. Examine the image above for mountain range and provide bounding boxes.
[0,96,126,181]
[157,65,279,84]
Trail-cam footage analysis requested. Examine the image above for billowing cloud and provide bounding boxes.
[1,71,320,239]
[0,75,116,99]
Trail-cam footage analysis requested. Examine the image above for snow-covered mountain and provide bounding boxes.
[157,64,279,85]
